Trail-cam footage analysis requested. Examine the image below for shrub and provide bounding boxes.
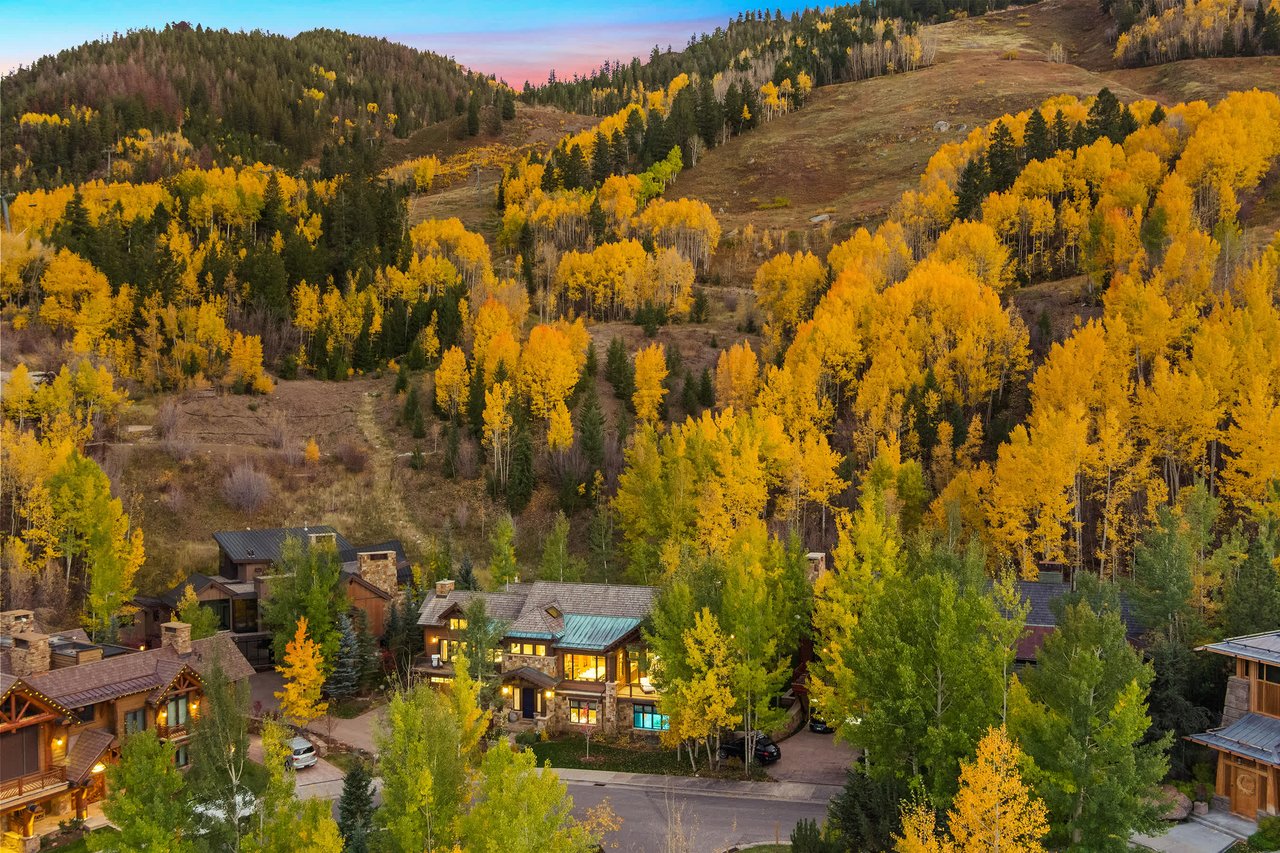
[304,438,321,465]
[267,411,289,449]
[161,436,195,462]
[156,399,180,439]
[1250,817,1280,851]
[221,463,271,512]
[336,440,368,473]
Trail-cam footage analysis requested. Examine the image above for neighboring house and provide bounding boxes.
[1010,578,1143,665]
[0,610,253,847]
[1187,630,1280,821]
[415,580,663,736]
[133,526,409,668]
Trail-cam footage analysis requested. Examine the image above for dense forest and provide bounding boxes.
[521,0,1026,115]
[1,24,491,189]
[1104,0,1280,65]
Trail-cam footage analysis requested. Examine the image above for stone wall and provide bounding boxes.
[1223,675,1251,727]
[503,652,558,678]
[357,552,399,597]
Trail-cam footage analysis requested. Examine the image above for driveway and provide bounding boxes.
[246,734,345,799]
[768,729,861,786]
[248,671,383,754]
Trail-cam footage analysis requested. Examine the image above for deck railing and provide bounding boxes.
[0,767,66,804]
[156,723,189,739]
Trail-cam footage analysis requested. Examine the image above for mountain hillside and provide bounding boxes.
[2,24,488,188]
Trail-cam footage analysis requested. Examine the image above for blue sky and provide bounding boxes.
[0,1,804,84]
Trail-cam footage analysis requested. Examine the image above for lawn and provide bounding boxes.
[528,734,771,781]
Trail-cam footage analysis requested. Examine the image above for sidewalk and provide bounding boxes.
[551,767,842,804]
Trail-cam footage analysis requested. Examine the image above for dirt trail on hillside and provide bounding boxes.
[355,390,431,558]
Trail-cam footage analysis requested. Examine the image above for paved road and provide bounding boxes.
[562,773,832,851]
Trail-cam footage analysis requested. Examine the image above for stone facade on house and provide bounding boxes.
[416,581,668,739]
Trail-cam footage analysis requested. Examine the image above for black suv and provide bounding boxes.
[808,708,835,734]
[719,730,782,764]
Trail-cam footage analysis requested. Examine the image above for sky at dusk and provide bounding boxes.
[0,1,806,84]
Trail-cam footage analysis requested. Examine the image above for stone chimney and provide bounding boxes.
[357,551,399,597]
[11,631,51,677]
[161,621,193,655]
[0,609,35,638]
[435,579,455,599]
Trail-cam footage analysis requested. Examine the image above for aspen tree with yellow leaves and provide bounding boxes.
[631,343,668,426]
[275,617,329,728]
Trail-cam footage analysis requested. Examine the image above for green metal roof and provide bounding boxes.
[557,614,641,652]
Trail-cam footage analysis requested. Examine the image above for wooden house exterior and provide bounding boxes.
[1188,631,1280,821]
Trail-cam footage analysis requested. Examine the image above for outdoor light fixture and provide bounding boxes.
[544,690,554,699]
[91,762,106,774]
[501,685,510,695]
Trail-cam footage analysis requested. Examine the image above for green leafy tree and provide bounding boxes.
[820,537,1011,806]
[1009,596,1171,851]
[457,741,602,853]
[1223,532,1280,637]
[175,584,220,640]
[185,663,251,852]
[248,719,343,853]
[337,761,376,853]
[375,683,469,852]
[489,514,519,588]
[92,730,193,853]
[461,598,508,711]
[260,535,347,665]
[539,511,583,582]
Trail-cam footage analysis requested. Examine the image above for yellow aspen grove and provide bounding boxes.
[434,346,470,419]
[520,323,585,426]
[275,617,329,727]
[752,251,826,351]
[714,342,760,411]
[632,343,668,426]
[547,400,574,452]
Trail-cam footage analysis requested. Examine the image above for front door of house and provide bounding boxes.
[1232,767,1260,818]
[521,688,535,719]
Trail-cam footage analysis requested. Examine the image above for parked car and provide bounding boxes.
[285,736,317,770]
[808,708,835,734]
[719,730,782,764]
[190,788,258,835]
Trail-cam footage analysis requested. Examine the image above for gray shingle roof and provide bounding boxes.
[213,526,352,564]
[1188,712,1280,766]
[1199,631,1280,667]
[1015,580,1143,636]
[417,581,657,652]
[66,728,116,784]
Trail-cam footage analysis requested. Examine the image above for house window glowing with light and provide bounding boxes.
[633,704,669,731]
[448,617,468,631]
[508,642,548,656]
[563,654,606,682]
[569,699,598,725]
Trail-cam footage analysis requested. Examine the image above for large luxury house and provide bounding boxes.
[132,526,409,668]
[0,611,254,850]
[416,580,665,736]
[1188,630,1280,821]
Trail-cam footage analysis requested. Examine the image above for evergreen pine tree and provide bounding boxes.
[394,361,409,394]
[955,157,989,221]
[591,133,612,184]
[401,383,420,426]
[324,614,360,701]
[681,368,700,416]
[561,144,589,190]
[584,340,598,377]
[1051,109,1071,151]
[458,553,477,590]
[1223,534,1280,636]
[697,367,715,408]
[578,385,606,470]
[986,121,1018,191]
[466,365,486,438]
[1086,87,1124,143]
[350,608,380,692]
[1149,103,1166,125]
[467,91,482,136]
[1024,109,1051,162]
[337,761,375,853]
[412,405,427,439]
[508,427,535,513]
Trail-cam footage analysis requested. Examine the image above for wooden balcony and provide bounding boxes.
[156,722,189,740]
[0,767,67,806]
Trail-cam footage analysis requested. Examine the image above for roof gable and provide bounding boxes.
[1199,631,1280,667]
